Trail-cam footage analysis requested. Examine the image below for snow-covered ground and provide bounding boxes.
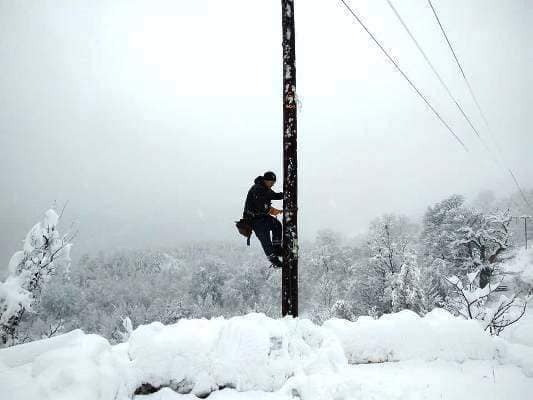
[1,309,533,400]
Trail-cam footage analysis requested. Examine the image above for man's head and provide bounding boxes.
[263,171,276,188]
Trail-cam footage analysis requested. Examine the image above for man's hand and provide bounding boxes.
[269,207,282,216]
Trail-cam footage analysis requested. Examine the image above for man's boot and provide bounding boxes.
[268,254,282,268]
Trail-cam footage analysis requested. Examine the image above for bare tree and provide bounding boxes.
[444,272,528,335]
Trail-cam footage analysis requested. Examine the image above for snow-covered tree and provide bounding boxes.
[367,214,418,275]
[349,214,421,316]
[421,195,526,334]
[452,208,512,287]
[190,257,229,310]
[418,196,465,308]
[420,196,513,305]
[444,271,527,335]
[309,230,349,308]
[420,195,465,267]
[330,299,356,321]
[391,251,425,314]
[0,209,72,346]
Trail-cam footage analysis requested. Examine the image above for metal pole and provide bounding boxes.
[281,0,298,317]
[525,217,528,250]
[512,215,531,250]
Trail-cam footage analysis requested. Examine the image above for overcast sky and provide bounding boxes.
[1,0,532,264]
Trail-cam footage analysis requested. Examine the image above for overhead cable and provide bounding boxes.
[337,0,468,151]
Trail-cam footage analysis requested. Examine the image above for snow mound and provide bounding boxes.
[505,316,533,349]
[126,313,346,396]
[1,310,532,400]
[0,328,84,369]
[0,314,345,400]
[323,309,497,363]
[0,330,127,400]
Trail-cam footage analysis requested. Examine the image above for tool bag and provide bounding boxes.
[235,218,253,246]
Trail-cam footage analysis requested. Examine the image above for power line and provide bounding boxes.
[337,0,468,152]
[426,0,495,142]
[389,0,507,164]
[385,0,483,141]
[386,0,517,185]
[426,0,532,211]
[426,0,482,112]
[508,168,533,210]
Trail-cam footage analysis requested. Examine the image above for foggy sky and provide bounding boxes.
[1,0,532,265]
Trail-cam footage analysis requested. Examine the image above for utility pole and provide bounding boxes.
[281,0,298,317]
[514,215,532,250]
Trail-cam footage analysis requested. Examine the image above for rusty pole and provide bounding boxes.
[281,0,298,317]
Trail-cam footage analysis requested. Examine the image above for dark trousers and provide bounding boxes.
[251,216,282,257]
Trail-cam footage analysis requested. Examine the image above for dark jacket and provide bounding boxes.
[243,176,283,220]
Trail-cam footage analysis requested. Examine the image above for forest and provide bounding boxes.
[3,190,531,345]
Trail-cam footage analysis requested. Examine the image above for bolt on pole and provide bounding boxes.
[281,0,298,317]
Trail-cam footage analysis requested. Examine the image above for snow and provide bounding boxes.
[0,275,32,324]
[1,310,532,400]
[20,209,62,255]
[0,329,84,369]
[139,388,283,400]
[464,284,494,303]
[43,209,59,230]
[505,316,533,347]
[126,314,345,395]
[467,270,478,284]
[30,334,122,400]
[7,251,24,275]
[446,275,462,289]
[323,309,497,363]
[504,247,533,285]
[1,208,71,343]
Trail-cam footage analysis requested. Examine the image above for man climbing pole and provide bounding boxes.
[242,171,284,268]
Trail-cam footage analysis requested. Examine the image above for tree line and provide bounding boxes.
[1,190,531,346]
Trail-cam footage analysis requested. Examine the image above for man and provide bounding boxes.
[243,171,283,268]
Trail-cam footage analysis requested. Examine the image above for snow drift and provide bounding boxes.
[324,308,497,363]
[1,310,532,400]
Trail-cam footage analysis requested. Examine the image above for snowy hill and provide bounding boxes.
[1,309,532,400]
